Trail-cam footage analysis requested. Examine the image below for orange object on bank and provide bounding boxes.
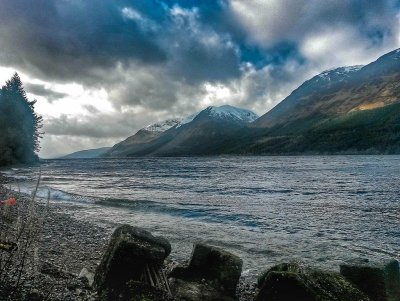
[0,198,17,206]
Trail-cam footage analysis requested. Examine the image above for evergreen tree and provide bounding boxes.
[0,73,43,166]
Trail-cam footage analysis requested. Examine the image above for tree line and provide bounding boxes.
[0,73,42,166]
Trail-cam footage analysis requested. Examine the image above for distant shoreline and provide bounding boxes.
[41,152,400,162]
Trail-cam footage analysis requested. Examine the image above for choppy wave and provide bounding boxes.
[2,156,399,279]
[7,182,95,204]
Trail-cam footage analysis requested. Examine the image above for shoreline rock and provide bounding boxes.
[169,243,243,300]
[340,260,400,301]
[0,181,399,301]
[255,262,370,301]
[94,225,172,300]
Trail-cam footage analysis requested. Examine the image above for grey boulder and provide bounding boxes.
[169,243,243,301]
[93,224,171,297]
[340,259,400,301]
[256,262,370,301]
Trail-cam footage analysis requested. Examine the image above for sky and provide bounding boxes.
[0,0,399,158]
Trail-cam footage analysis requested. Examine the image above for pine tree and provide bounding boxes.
[0,73,43,165]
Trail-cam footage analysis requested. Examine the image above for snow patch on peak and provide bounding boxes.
[144,118,182,132]
[342,65,364,72]
[180,112,199,126]
[206,105,259,123]
[318,65,364,77]
[176,105,259,128]
[316,65,364,82]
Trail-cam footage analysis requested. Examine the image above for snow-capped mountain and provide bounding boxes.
[202,105,258,123]
[315,65,364,83]
[176,105,258,126]
[176,112,198,128]
[246,48,400,154]
[140,105,258,156]
[144,118,182,132]
[65,48,400,157]
[105,119,181,157]
[105,105,259,156]
[176,105,258,128]
[253,49,400,128]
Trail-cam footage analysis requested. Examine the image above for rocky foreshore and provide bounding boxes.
[0,178,111,300]
[0,176,257,301]
[0,175,399,301]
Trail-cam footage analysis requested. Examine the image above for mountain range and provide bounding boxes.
[60,147,111,159]
[60,48,400,158]
[105,105,258,157]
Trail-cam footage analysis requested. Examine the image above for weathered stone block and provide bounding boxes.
[93,224,171,296]
[169,243,242,300]
[256,262,370,301]
[340,259,400,301]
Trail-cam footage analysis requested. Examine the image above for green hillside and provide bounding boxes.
[239,103,400,155]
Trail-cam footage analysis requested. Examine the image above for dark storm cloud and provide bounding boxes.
[0,0,398,88]
[227,0,400,59]
[0,0,399,158]
[25,83,68,102]
[0,0,241,87]
[0,0,167,84]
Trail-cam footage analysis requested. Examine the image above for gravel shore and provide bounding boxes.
[0,174,257,301]
[0,174,112,300]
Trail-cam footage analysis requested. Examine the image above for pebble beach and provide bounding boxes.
[0,173,257,301]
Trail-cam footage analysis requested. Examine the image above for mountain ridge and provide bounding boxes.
[59,147,111,159]
[253,48,400,131]
[61,47,400,158]
[104,105,258,157]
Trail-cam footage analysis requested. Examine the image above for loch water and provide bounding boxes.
[3,156,400,279]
